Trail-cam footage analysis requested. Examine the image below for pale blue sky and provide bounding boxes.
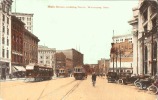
[12,0,138,64]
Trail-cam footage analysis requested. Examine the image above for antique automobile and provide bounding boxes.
[136,75,155,90]
[106,72,119,83]
[117,72,138,85]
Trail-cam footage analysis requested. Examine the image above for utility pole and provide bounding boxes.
[119,45,121,73]
[116,48,118,73]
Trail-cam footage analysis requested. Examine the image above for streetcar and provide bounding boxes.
[25,63,53,81]
[73,66,87,80]
[58,68,68,78]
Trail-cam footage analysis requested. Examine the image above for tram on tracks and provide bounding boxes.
[25,63,53,81]
[73,66,87,80]
[58,68,68,78]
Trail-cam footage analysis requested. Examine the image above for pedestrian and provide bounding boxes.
[92,72,97,86]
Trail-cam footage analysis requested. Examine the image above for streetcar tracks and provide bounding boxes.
[61,81,82,100]
[38,80,76,99]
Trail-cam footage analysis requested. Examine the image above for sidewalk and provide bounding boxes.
[0,78,26,82]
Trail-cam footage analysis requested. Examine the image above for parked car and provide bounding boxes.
[106,72,119,83]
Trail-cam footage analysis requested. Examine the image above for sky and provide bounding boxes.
[11,0,139,64]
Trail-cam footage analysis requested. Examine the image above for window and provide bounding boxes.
[40,56,43,59]
[7,28,9,35]
[7,38,9,46]
[40,61,43,63]
[3,14,5,22]
[7,17,9,24]
[2,37,5,44]
[2,49,5,58]
[7,50,9,58]
[46,56,49,59]
[3,26,5,32]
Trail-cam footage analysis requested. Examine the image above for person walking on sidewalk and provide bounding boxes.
[92,72,97,86]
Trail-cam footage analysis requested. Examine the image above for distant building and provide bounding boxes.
[11,15,25,74]
[98,58,110,74]
[55,52,66,68]
[110,34,133,73]
[38,45,56,72]
[0,0,12,79]
[12,12,33,33]
[23,29,39,65]
[57,48,84,73]
[88,64,99,74]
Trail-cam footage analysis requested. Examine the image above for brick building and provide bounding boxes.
[55,52,66,68]
[23,29,39,65]
[110,34,133,73]
[11,15,25,75]
[57,49,84,74]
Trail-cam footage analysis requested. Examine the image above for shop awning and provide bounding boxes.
[14,66,26,71]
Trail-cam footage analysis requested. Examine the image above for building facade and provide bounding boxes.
[110,34,133,73]
[0,0,12,79]
[23,29,39,66]
[38,45,56,75]
[57,49,84,74]
[12,12,33,33]
[11,15,25,75]
[98,58,110,74]
[129,0,158,75]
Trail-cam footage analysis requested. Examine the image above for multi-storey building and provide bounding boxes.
[38,45,56,75]
[55,52,66,68]
[128,6,139,75]
[98,58,110,74]
[110,34,133,73]
[57,49,84,72]
[23,29,39,66]
[56,49,84,75]
[0,0,12,79]
[11,15,25,74]
[129,0,158,75]
[12,12,33,33]
[88,64,99,74]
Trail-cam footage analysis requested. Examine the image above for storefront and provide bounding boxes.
[0,61,10,80]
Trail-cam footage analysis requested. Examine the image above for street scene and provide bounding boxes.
[0,0,158,100]
[0,76,156,100]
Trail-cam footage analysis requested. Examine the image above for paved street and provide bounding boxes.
[0,76,157,100]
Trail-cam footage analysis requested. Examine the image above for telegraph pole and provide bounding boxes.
[119,45,121,73]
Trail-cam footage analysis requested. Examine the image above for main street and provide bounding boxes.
[0,76,156,100]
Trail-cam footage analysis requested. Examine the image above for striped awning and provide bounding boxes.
[14,66,26,71]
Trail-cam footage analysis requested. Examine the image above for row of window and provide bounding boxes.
[2,37,9,46]
[39,61,50,64]
[18,17,32,21]
[12,54,23,63]
[3,14,9,24]
[2,49,9,58]
[2,25,9,35]
[40,55,54,59]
